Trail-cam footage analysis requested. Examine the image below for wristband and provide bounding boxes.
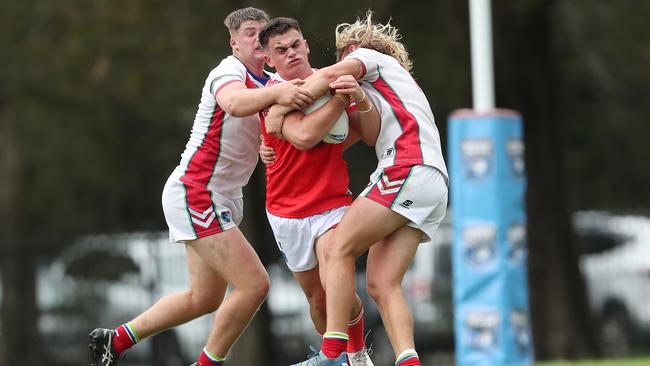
[357,103,373,114]
[355,90,366,104]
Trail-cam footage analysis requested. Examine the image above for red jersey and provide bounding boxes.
[262,76,352,218]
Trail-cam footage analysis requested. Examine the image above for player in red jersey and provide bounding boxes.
[271,12,449,366]
[88,8,315,366]
[258,17,380,366]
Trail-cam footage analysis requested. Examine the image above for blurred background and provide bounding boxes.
[1,0,650,365]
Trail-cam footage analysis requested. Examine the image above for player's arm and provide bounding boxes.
[216,79,314,117]
[265,59,364,137]
[300,58,365,100]
[276,95,350,151]
[341,127,362,151]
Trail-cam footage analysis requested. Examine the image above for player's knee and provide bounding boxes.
[306,288,326,314]
[248,271,271,305]
[327,238,358,262]
[188,290,222,315]
[366,275,400,304]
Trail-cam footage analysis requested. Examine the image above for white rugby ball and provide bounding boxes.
[303,94,349,144]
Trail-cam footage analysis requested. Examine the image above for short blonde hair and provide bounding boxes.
[335,10,413,72]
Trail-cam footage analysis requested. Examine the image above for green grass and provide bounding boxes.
[536,358,650,366]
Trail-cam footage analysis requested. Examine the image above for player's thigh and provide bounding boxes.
[366,226,422,289]
[187,227,268,289]
[333,196,409,258]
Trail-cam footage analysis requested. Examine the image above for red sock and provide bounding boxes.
[347,307,366,353]
[321,332,348,359]
[197,348,224,366]
[395,349,420,366]
[112,323,138,355]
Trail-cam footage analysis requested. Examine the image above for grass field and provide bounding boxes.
[537,358,650,366]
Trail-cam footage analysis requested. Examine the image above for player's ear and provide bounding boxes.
[305,39,310,55]
[264,55,274,68]
[229,37,237,50]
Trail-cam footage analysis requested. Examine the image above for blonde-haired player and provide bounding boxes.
[268,11,449,366]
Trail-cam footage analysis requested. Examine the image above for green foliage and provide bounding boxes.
[557,1,650,210]
[2,1,235,242]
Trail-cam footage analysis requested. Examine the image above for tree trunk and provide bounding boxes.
[0,85,41,366]
[492,0,600,359]
[0,250,41,366]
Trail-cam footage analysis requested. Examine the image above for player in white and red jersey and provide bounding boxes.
[258,18,379,366]
[279,12,449,366]
[88,8,316,366]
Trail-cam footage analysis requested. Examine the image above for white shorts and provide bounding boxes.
[360,164,448,243]
[162,173,243,243]
[266,205,349,272]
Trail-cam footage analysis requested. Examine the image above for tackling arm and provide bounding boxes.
[216,80,314,117]
[279,95,349,151]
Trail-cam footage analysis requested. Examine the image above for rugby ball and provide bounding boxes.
[303,94,349,144]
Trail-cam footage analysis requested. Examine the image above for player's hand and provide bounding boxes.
[275,79,315,109]
[329,75,364,101]
[259,137,276,165]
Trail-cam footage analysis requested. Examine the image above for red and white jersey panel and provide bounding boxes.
[175,55,265,199]
[346,48,448,182]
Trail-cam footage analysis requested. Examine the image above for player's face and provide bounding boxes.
[231,20,267,63]
[265,29,310,77]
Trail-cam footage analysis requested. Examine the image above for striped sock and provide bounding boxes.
[321,332,348,359]
[347,306,366,353]
[395,348,420,366]
[197,347,225,366]
[113,322,139,355]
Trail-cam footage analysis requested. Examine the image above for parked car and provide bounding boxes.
[37,233,203,366]
[577,211,650,356]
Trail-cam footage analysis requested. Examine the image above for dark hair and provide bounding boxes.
[259,17,302,48]
[224,7,269,33]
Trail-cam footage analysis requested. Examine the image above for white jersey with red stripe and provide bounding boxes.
[345,48,448,182]
[173,55,268,199]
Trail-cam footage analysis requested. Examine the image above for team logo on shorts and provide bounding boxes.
[461,139,494,180]
[400,199,413,209]
[462,224,497,268]
[507,223,526,263]
[506,138,525,177]
[221,211,232,223]
[464,310,500,351]
[510,309,532,353]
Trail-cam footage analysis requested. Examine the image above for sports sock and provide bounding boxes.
[347,306,366,353]
[321,332,349,359]
[395,348,420,366]
[113,322,139,355]
[197,347,225,366]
